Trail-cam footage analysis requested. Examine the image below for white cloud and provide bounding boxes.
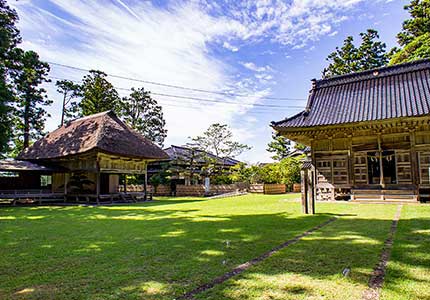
[11,0,365,162]
[222,41,239,52]
[240,62,272,72]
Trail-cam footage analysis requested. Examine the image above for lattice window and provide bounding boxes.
[354,153,367,184]
[396,151,412,183]
[316,159,332,184]
[419,152,430,185]
[333,157,348,184]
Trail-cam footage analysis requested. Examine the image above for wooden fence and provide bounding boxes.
[263,184,287,194]
[149,184,240,197]
[121,183,294,196]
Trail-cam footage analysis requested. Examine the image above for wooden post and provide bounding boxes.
[410,129,419,201]
[124,174,127,193]
[310,169,315,214]
[378,134,385,189]
[348,135,354,186]
[301,170,309,214]
[96,158,100,205]
[64,173,69,202]
[96,172,100,205]
[144,163,148,201]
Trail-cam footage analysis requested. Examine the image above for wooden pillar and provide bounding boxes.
[96,158,100,205]
[64,173,69,202]
[410,129,419,201]
[309,169,315,214]
[96,172,100,205]
[124,175,127,193]
[301,170,309,214]
[144,163,148,201]
[348,135,354,186]
[378,133,385,189]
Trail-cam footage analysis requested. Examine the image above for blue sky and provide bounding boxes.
[11,0,408,163]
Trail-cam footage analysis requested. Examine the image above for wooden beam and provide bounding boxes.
[378,134,385,189]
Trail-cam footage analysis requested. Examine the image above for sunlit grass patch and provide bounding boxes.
[1,195,428,300]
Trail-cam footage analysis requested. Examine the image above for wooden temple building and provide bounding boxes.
[0,111,168,204]
[272,59,430,203]
[148,145,240,185]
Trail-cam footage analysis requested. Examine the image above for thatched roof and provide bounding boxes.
[273,59,430,130]
[0,159,58,172]
[18,111,169,160]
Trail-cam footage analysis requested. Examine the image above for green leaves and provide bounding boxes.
[390,0,430,64]
[322,29,388,78]
[390,32,430,64]
[267,133,292,161]
[12,50,51,152]
[191,123,251,159]
[228,157,302,185]
[397,0,430,47]
[120,87,167,147]
[80,70,120,116]
[0,0,21,156]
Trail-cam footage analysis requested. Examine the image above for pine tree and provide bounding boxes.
[13,50,51,152]
[0,0,21,156]
[79,70,120,116]
[120,87,167,147]
[323,29,388,78]
[397,0,430,47]
[266,133,293,161]
[55,79,82,125]
[390,0,430,64]
[358,29,389,70]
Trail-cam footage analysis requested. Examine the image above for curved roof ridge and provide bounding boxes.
[316,59,430,88]
[272,59,430,129]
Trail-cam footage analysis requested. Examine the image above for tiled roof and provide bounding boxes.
[273,59,430,129]
[18,111,169,160]
[165,145,240,166]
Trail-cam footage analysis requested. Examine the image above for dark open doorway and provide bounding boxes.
[367,151,396,185]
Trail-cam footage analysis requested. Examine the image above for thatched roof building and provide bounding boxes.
[1,111,168,203]
[19,110,168,161]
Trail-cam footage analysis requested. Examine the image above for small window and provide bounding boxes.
[41,175,52,187]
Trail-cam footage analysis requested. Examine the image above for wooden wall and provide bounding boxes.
[309,124,430,201]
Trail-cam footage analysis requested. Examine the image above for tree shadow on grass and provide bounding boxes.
[0,204,429,300]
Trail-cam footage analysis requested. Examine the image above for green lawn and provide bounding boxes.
[381,205,430,300]
[0,194,428,300]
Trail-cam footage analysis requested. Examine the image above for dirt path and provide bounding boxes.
[178,217,337,300]
[362,204,403,300]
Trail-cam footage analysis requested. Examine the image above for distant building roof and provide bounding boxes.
[18,111,169,160]
[0,159,57,172]
[164,145,240,166]
[273,59,430,130]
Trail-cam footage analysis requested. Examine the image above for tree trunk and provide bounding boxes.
[23,98,30,149]
[61,93,67,126]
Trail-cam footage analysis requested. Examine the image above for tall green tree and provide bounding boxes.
[267,132,306,161]
[79,70,120,116]
[397,0,430,47]
[323,29,388,78]
[191,123,251,158]
[0,0,21,156]
[13,50,51,151]
[120,87,167,147]
[56,79,82,126]
[267,133,292,161]
[390,0,430,64]
[358,29,389,70]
